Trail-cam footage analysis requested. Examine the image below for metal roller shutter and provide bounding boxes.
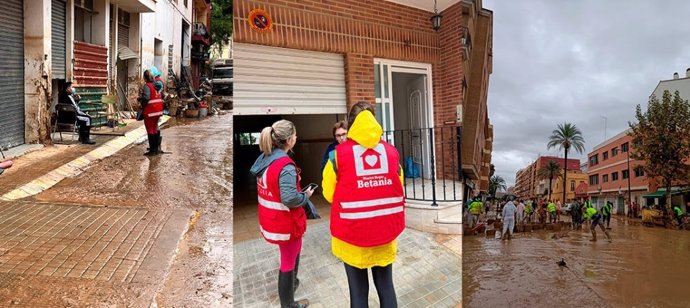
[233,43,347,115]
[118,23,129,47]
[0,0,25,147]
[52,0,66,79]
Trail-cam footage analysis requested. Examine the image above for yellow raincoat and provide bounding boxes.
[322,110,404,269]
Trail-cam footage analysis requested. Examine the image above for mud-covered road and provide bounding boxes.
[463,217,690,307]
[25,114,233,306]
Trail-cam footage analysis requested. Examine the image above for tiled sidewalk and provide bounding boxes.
[234,222,461,308]
[0,201,191,284]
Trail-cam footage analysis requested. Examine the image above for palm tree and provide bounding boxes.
[489,175,507,199]
[547,123,586,204]
[537,160,561,201]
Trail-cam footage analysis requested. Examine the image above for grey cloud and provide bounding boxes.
[483,0,690,187]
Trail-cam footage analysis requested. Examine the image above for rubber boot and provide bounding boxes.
[293,254,300,293]
[157,132,163,153]
[80,126,96,144]
[590,230,597,242]
[278,271,308,308]
[144,134,159,156]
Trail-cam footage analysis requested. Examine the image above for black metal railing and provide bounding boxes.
[381,126,463,205]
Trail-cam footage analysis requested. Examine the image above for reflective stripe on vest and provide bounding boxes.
[260,225,291,241]
[341,205,404,219]
[341,197,404,209]
[258,196,289,211]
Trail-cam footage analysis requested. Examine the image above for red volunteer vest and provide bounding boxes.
[257,156,307,244]
[143,83,164,118]
[331,139,405,247]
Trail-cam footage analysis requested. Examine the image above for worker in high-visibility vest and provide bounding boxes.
[468,197,484,229]
[583,206,612,242]
[547,200,557,224]
[602,201,613,229]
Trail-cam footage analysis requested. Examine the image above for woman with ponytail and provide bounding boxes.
[250,119,313,308]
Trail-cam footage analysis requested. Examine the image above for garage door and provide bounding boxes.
[233,43,347,115]
[52,0,67,79]
[0,0,25,147]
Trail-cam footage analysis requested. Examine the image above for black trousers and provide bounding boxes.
[603,214,611,227]
[344,263,397,308]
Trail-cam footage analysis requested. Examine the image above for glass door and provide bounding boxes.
[374,60,394,144]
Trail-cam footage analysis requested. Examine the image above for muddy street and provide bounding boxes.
[0,114,233,306]
[463,217,690,307]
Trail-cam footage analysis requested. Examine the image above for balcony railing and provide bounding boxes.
[381,126,463,205]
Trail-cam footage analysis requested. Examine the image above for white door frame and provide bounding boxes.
[374,58,436,179]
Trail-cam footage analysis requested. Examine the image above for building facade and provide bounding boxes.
[232,0,493,202]
[513,156,581,202]
[586,129,647,214]
[0,0,191,150]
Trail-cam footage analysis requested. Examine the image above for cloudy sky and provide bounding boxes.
[481,0,690,187]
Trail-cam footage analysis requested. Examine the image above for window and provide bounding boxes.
[590,154,599,166]
[622,170,629,179]
[237,133,261,145]
[622,142,629,153]
[603,174,609,183]
[589,174,599,185]
[74,0,94,43]
[570,180,575,191]
[612,172,618,181]
[635,166,645,177]
[612,147,618,157]
[603,152,609,160]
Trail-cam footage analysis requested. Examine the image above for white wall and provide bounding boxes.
[652,77,690,102]
[139,0,192,81]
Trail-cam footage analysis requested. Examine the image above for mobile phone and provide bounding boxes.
[304,183,318,191]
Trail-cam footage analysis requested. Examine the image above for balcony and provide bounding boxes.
[192,22,210,46]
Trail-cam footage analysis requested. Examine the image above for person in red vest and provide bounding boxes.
[137,69,164,155]
[250,119,314,308]
[322,101,404,308]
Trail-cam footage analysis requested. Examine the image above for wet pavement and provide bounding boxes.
[234,212,461,307]
[0,113,232,306]
[463,216,690,307]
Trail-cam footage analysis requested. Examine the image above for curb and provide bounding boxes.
[1,116,171,201]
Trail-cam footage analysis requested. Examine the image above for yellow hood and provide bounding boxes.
[347,110,382,149]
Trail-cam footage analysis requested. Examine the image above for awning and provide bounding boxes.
[118,46,138,60]
[643,188,684,198]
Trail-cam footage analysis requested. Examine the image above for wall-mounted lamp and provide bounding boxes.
[431,0,442,32]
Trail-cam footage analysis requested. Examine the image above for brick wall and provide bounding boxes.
[234,0,450,111]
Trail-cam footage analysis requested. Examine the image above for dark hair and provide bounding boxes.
[143,70,154,83]
[347,101,375,129]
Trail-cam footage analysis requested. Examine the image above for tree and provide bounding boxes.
[538,160,561,201]
[489,175,506,199]
[211,0,233,55]
[489,164,496,178]
[629,90,690,211]
[547,123,585,204]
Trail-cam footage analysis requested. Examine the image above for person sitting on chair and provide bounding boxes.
[58,82,95,144]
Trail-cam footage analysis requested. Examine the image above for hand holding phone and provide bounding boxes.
[304,183,318,191]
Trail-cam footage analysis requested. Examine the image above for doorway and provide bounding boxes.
[374,59,435,179]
